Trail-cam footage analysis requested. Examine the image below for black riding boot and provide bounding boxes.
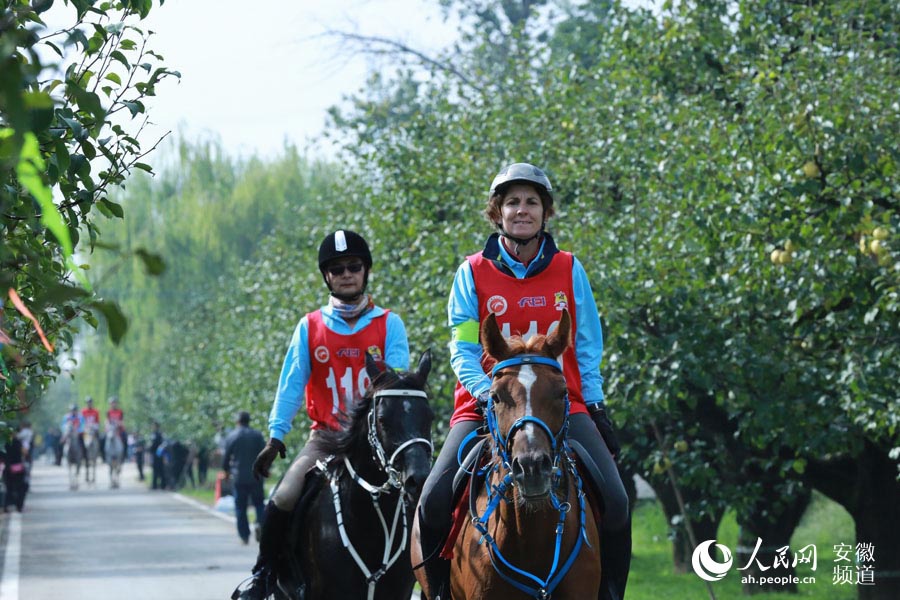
[418,507,451,600]
[232,501,292,600]
[599,520,632,600]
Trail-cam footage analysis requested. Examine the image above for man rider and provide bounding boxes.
[233,229,410,600]
[106,395,128,452]
[81,396,102,459]
[60,404,85,452]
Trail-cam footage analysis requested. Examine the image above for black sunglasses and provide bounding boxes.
[327,262,365,276]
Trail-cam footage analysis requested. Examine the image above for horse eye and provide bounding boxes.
[491,391,511,406]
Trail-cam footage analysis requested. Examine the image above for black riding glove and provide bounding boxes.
[253,438,286,480]
[589,404,621,458]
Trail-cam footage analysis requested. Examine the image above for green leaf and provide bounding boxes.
[110,51,130,69]
[66,82,106,123]
[23,91,54,110]
[90,300,128,345]
[9,131,72,258]
[34,283,90,309]
[99,198,124,218]
[105,72,122,85]
[121,101,143,117]
[134,248,166,275]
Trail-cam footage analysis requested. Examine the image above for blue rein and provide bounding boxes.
[467,354,590,599]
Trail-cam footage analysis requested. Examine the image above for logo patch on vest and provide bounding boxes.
[517,296,547,308]
[554,291,569,311]
[487,295,508,316]
[367,346,383,362]
[314,346,330,363]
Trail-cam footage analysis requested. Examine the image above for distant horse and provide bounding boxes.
[275,351,435,600]
[105,425,125,489]
[83,428,101,486]
[62,427,83,491]
[413,310,601,599]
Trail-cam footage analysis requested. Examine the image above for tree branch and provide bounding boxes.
[324,30,484,93]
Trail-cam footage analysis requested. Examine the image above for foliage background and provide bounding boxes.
[6,1,898,598]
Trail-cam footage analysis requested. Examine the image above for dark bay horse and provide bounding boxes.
[275,351,435,600]
[413,310,601,599]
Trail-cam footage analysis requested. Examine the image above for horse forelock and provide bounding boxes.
[315,367,430,458]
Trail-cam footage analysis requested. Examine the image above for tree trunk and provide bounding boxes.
[806,441,900,600]
[736,487,811,594]
[651,478,725,574]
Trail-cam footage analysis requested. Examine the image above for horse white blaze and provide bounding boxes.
[517,365,538,443]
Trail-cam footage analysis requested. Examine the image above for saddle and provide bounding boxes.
[440,437,606,560]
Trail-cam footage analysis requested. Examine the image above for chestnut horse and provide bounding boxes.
[413,310,600,599]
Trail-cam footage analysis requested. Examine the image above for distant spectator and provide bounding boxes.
[223,411,266,545]
[150,421,166,490]
[17,420,33,463]
[197,443,210,486]
[2,426,29,512]
[170,441,196,489]
[132,432,146,481]
[46,426,62,466]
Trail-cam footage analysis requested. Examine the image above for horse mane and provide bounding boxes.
[313,366,429,458]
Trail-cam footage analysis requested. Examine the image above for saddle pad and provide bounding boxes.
[441,438,488,560]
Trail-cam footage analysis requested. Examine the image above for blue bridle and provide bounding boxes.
[466,354,591,599]
[488,355,569,458]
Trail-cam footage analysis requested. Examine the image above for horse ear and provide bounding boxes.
[481,313,512,361]
[365,351,386,380]
[416,349,432,382]
[545,309,572,358]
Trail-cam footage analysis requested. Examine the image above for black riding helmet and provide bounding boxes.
[317,229,372,300]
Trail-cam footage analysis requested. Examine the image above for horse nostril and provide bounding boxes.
[539,454,552,477]
[511,453,553,488]
[404,473,426,498]
[511,457,526,484]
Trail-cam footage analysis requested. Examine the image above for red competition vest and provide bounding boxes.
[450,251,587,426]
[82,408,101,428]
[305,310,389,431]
[107,408,125,431]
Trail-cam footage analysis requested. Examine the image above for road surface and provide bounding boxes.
[0,458,256,600]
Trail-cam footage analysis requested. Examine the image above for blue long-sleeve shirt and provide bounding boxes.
[448,234,606,405]
[61,413,84,434]
[268,305,410,441]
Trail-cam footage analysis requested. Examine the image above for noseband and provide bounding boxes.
[367,388,434,491]
[488,355,571,465]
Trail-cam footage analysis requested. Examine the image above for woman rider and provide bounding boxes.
[417,163,631,600]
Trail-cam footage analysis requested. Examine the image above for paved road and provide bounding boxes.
[0,459,257,600]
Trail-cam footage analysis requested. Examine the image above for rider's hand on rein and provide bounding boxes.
[253,438,286,479]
